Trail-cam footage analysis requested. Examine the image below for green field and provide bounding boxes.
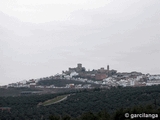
[41,94,69,106]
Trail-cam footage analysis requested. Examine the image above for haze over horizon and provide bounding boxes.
[0,0,160,85]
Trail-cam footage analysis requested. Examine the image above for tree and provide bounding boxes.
[49,115,60,120]
[80,112,98,120]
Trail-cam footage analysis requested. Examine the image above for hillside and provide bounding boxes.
[0,85,160,119]
[37,78,101,87]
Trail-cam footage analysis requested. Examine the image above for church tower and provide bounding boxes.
[107,65,109,71]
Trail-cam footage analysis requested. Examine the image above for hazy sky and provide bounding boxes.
[0,0,160,85]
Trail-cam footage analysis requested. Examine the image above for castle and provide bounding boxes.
[63,63,117,80]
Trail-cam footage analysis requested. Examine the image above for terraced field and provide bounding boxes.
[39,94,69,106]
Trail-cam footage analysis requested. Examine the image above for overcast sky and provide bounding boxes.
[0,0,160,85]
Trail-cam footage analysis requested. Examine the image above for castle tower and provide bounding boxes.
[77,63,82,68]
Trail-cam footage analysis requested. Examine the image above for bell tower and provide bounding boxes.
[107,65,109,71]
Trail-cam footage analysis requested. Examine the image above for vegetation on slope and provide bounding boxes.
[0,85,160,119]
[49,104,160,120]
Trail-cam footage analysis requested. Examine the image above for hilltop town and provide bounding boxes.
[2,63,160,90]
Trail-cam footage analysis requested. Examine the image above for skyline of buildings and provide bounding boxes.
[2,63,160,89]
